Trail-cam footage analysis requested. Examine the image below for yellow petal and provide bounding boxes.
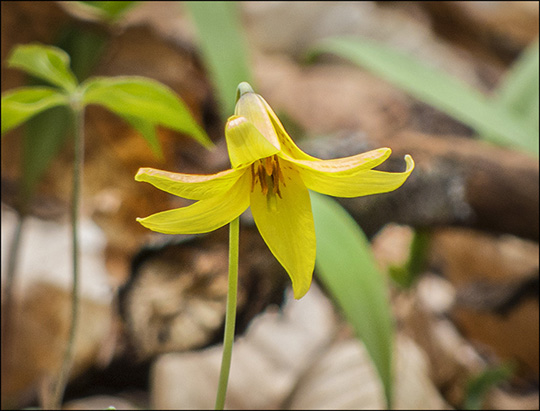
[235,93,281,150]
[258,95,319,161]
[298,154,415,197]
[135,167,245,200]
[137,172,251,234]
[225,115,280,168]
[282,147,392,174]
[250,163,315,299]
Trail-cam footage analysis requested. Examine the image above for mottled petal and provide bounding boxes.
[250,163,315,299]
[298,154,415,197]
[282,147,392,174]
[135,167,245,200]
[225,115,280,168]
[137,172,251,234]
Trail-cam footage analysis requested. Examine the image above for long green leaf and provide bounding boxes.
[495,39,539,130]
[184,1,253,119]
[7,44,78,92]
[310,37,538,155]
[311,192,394,408]
[1,87,69,135]
[81,76,213,148]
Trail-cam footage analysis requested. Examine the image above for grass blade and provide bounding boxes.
[310,37,538,155]
[495,39,539,130]
[184,1,253,120]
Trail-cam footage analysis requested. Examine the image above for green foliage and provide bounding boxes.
[464,363,514,410]
[56,26,109,82]
[310,37,539,156]
[2,43,212,204]
[7,44,78,92]
[119,114,163,159]
[1,87,68,135]
[82,76,212,148]
[22,106,73,201]
[78,1,138,22]
[389,229,431,289]
[311,192,394,407]
[14,24,111,202]
[184,1,253,120]
[495,39,539,131]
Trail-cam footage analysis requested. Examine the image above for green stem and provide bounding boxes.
[1,212,25,373]
[215,216,240,410]
[50,104,85,410]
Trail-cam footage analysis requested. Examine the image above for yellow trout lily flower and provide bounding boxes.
[136,82,414,299]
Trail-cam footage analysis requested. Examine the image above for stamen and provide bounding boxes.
[258,163,268,195]
[250,164,257,192]
[272,168,281,197]
[277,162,285,186]
[250,157,285,200]
[264,157,274,176]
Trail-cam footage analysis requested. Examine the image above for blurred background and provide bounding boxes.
[1,1,538,409]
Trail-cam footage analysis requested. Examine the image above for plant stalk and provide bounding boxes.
[1,212,25,379]
[214,216,240,410]
[50,104,85,409]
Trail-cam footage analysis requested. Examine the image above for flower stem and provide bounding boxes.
[50,104,85,409]
[215,216,240,410]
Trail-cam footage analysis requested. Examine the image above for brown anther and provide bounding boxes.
[250,156,285,199]
[258,163,268,195]
[264,156,274,176]
[271,168,281,197]
[250,164,257,192]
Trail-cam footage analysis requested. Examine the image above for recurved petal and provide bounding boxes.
[250,164,315,299]
[136,172,251,234]
[135,167,245,200]
[258,96,319,161]
[299,154,415,197]
[225,115,280,168]
[282,147,392,174]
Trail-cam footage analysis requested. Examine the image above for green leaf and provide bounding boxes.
[310,192,394,408]
[119,114,164,160]
[495,39,539,129]
[7,44,78,92]
[22,105,72,201]
[1,87,69,135]
[78,1,138,22]
[310,37,538,156]
[464,363,514,410]
[389,229,430,289]
[55,25,109,82]
[184,1,253,120]
[81,76,213,148]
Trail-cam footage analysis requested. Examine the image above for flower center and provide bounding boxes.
[250,155,285,202]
